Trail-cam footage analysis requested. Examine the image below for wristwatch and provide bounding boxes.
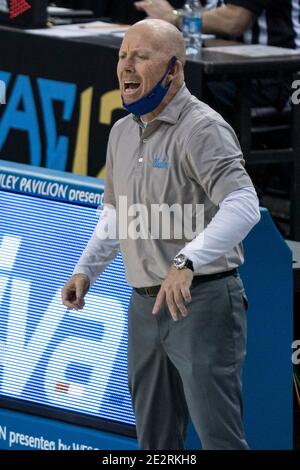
[173,254,194,272]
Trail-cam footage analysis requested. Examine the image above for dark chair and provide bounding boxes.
[235,72,300,240]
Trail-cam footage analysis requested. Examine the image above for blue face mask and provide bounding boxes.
[121,56,177,117]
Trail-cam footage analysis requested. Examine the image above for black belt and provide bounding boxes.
[134,268,238,297]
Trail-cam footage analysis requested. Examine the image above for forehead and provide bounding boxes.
[120,27,165,52]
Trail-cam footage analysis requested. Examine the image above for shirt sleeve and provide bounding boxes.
[224,0,268,17]
[103,130,116,207]
[179,186,261,272]
[185,120,253,205]
[72,205,119,286]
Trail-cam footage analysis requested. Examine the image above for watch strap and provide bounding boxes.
[185,258,194,272]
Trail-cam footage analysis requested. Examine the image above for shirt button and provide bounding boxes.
[138,157,143,163]
[142,139,148,143]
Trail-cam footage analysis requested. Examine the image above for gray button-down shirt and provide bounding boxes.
[103,84,253,287]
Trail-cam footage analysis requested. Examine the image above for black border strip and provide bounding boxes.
[0,396,137,439]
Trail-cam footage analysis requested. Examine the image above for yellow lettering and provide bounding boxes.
[99,90,122,125]
[73,87,93,175]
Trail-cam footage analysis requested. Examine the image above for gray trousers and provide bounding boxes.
[127,274,250,450]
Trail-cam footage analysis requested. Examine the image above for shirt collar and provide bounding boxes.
[132,83,191,127]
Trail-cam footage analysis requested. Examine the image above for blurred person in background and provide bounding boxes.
[136,0,300,115]
[52,0,185,24]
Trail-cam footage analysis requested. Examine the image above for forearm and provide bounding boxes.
[179,186,260,272]
[72,205,119,286]
[202,5,254,37]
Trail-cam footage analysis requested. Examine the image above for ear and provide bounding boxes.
[167,59,181,82]
[167,60,184,85]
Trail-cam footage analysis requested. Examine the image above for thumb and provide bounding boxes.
[75,283,86,307]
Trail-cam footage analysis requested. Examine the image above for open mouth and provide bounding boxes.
[123,81,141,95]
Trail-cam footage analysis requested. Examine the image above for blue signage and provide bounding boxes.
[0,185,135,428]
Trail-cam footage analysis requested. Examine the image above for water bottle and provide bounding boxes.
[181,0,203,56]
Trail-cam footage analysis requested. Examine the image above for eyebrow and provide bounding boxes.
[119,48,152,55]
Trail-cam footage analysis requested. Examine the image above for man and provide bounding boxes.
[61,19,260,450]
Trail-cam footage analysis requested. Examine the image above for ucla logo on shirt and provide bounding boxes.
[152,157,169,169]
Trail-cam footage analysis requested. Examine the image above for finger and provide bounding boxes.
[166,292,178,322]
[173,289,188,317]
[61,285,82,310]
[72,300,85,310]
[62,299,77,309]
[61,286,75,303]
[75,282,87,305]
[75,295,85,308]
[181,286,192,304]
[152,287,165,315]
[134,1,149,11]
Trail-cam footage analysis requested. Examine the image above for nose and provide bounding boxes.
[123,57,135,73]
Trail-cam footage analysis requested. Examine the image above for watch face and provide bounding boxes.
[174,254,186,269]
